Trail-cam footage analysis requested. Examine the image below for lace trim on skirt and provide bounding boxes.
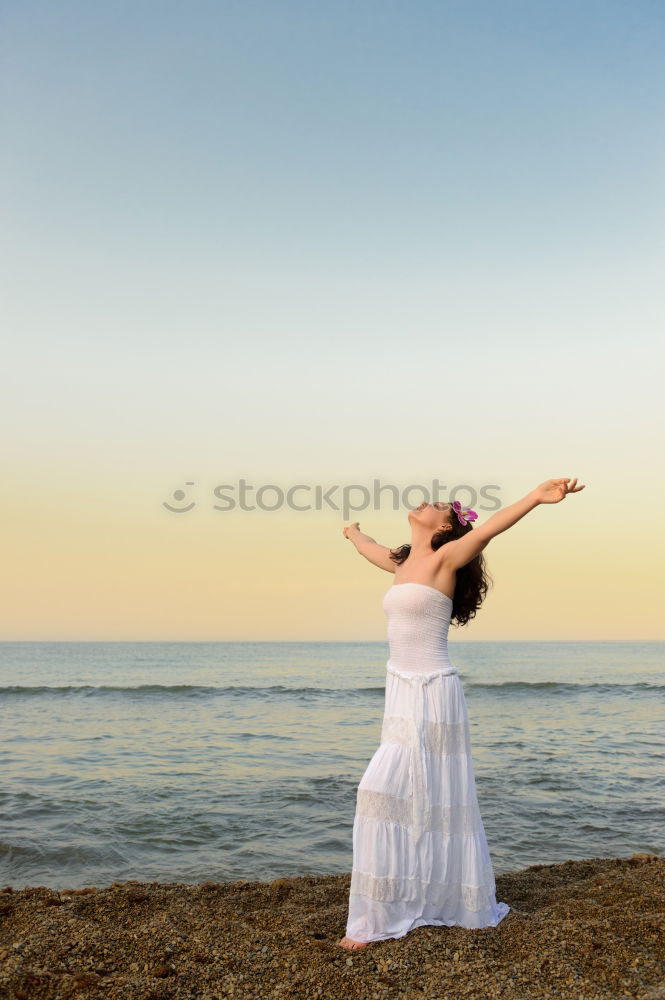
[349,863,497,912]
[356,789,481,834]
[381,714,469,755]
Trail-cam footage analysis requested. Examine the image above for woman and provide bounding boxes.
[338,477,585,949]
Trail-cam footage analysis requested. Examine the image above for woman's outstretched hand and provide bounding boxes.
[343,522,360,539]
[532,478,586,504]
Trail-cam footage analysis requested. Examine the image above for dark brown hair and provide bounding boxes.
[388,510,492,627]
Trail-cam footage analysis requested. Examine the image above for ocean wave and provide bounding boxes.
[0,680,662,699]
[465,680,665,693]
[0,683,387,699]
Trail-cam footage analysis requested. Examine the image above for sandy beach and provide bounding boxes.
[0,853,663,999]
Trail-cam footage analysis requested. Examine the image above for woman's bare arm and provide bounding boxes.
[342,522,397,574]
[442,477,586,571]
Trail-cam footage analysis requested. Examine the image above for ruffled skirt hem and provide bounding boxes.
[346,897,511,941]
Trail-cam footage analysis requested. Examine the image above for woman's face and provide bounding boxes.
[408,501,452,532]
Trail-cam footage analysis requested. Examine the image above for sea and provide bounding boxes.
[0,641,663,891]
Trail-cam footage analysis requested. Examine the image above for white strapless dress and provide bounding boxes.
[345,582,510,941]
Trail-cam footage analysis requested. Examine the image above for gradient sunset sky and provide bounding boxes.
[2,0,663,640]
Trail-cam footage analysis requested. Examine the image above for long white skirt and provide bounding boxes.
[345,662,510,941]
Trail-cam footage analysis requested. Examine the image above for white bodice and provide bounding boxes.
[382,583,457,676]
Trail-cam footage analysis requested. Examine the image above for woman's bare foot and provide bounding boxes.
[337,935,370,949]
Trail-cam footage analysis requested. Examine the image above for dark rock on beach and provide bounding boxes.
[0,853,663,999]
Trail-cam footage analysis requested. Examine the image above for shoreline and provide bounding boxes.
[1,853,663,999]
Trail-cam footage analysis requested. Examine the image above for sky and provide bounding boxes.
[1,0,664,640]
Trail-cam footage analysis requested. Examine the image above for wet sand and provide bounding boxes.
[1,853,663,999]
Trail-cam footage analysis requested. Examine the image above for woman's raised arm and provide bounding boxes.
[342,522,397,574]
[442,478,586,571]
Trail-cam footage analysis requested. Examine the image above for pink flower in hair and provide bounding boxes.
[451,500,478,526]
